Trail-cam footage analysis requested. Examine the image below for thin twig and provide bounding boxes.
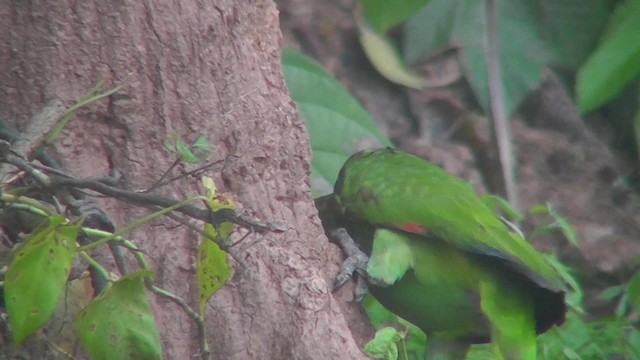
[153,159,224,191]
[149,285,209,359]
[51,175,277,233]
[77,196,208,252]
[142,156,184,193]
[78,251,112,283]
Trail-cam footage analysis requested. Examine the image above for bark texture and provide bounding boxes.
[0,1,367,359]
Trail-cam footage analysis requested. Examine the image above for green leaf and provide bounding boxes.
[191,135,210,158]
[163,133,178,152]
[577,0,640,113]
[615,291,630,318]
[404,0,553,117]
[629,329,640,357]
[364,327,403,360]
[528,203,549,215]
[77,271,162,360]
[4,215,79,346]
[360,0,431,34]
[175,135,201,163]
[598,285,625,302]
[200,176,235,242]
[626,271,640,315]
[534,0,611,70]
[282,49,392,196]
[165,133,210,164]
[549,208,578,247]
[197,225,232,315]
[529,203,579,247]
[481,194,523,222]
[362,295,426,360]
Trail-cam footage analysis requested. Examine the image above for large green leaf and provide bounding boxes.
[282,49,392,196]
[4,215,79,346]
[577,0,640,113]
[77,271,162,360]
[403,0,609,117]
[407,0,551,116]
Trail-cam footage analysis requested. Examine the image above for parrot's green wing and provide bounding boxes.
[334,148,565,293]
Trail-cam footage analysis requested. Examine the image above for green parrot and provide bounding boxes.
[316,148,566,360]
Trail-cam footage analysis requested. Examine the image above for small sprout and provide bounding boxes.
[164,133,210,164]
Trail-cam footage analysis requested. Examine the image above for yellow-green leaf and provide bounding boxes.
[358,18,426,89]
[4,215,79,346]
[76,271,162,360]
[197,225,232,315]
[197,176,235,315]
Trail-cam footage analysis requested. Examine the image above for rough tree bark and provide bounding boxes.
[0,1,368,358]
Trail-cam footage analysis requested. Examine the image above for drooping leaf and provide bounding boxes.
[577,0,640,113]
[76,271,162,360]
[358,18,426,89]
[197,225,232,315]
[282,49,392,196]
[4,215,79,346]
[404,0,564,117]
[197,176,233,315]
[530,203,579,247]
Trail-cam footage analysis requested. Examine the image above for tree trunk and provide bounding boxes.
[0,1,368,358]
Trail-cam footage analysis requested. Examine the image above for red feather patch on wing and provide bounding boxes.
[399,223,427,234]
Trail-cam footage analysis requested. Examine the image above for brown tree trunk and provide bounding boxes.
[0,1,368,358]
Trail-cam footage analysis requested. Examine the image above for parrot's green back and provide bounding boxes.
[328,148,567,359]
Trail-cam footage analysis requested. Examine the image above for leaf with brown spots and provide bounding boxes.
[4,215,78,346]
[76,271,162,360]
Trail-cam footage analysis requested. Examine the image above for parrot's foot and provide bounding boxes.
[330,228,386,301]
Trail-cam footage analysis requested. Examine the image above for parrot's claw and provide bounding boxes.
[353,274,369,302]
[330,228,386,300]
